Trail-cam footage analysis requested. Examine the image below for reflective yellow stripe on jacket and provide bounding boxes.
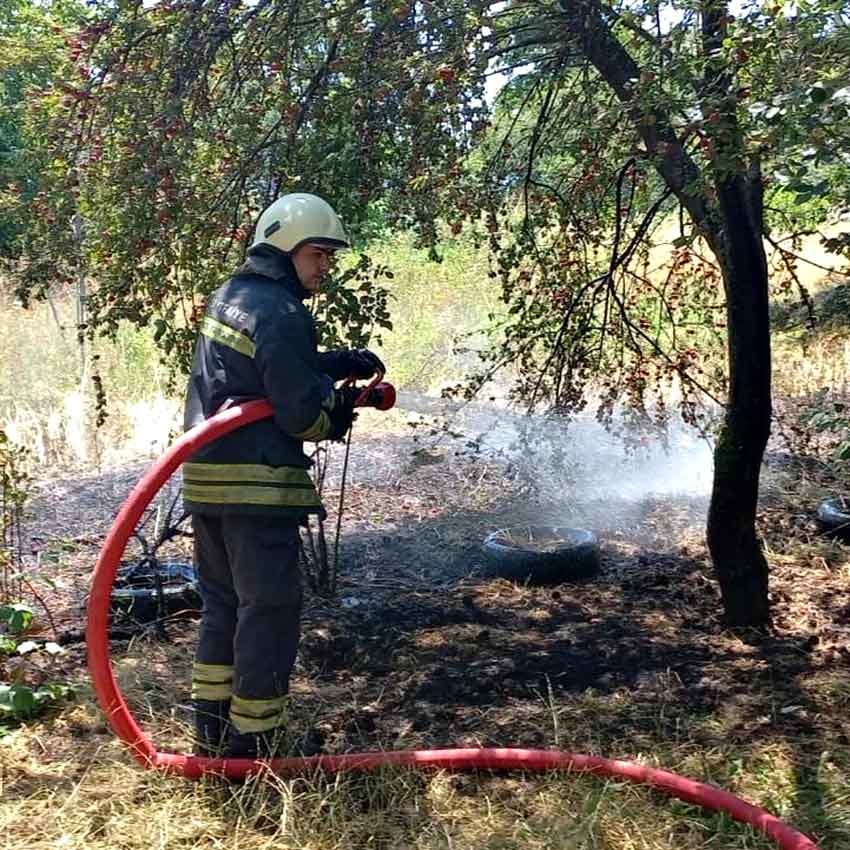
[200,316,256,358]
[183,462,321,508]
[292,383,336,442]
[293,409,332,442]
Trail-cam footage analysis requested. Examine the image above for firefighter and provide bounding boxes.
[183,193,385,758]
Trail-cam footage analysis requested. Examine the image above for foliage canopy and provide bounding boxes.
[15,0,490,369]
[7,0,845,420]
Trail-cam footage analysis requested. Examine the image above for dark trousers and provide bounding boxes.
[191,514,302,736]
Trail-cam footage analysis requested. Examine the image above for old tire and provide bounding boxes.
[110,561,201,623]
[482,526,601,584]
[816,496,850,540]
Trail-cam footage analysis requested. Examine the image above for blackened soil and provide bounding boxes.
[24,401,850,763]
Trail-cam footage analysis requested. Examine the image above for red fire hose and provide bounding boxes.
[86,398,820,850]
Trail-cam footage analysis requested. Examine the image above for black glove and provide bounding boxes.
[327,386,359,441]
[340,348,386,379]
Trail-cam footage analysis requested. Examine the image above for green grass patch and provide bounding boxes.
[363,233,502,393]
[4,705,847,849]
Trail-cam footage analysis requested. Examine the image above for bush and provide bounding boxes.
[0,602,72,733]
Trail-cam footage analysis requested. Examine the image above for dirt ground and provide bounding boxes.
[18,393,850,766]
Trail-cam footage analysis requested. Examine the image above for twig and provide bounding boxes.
[301,521,320,592]
[21,575,58,639]
[332,422,355,597]
[768,238,816,329]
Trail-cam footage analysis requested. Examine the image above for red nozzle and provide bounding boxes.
[364,381,396,411]
[354,381,396,411]
[352,372,396,411]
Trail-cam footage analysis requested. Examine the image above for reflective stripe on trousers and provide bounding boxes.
[192,513,302,734]
[191,662,233,701]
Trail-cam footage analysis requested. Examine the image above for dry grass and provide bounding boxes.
[4,477,848,843]
[0,722,813,850]
[0,293,178,470]
[4,233,850,849]
[773,329,850,400]
[2,629,849,850]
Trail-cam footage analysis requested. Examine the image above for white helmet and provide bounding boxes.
[251,193,350,253]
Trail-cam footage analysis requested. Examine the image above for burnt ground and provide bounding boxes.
[18,393,850,770]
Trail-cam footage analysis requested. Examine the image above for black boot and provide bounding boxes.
[194,699,231,756]
[225,726,286,759]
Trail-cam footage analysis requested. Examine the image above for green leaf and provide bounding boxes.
[38,683,74,702]
[0,603,33,634]
[5,684,36,717]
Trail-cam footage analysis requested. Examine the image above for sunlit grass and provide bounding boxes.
[4,670,849,850]
[4,628,849,850]
[359,232,503,394]
[0,236,501,468]
[0,290,176,468]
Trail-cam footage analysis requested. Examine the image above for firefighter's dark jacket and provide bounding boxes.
[183,245,352,519]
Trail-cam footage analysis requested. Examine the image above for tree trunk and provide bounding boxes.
[555,0,773,627]
[706,177,772,629]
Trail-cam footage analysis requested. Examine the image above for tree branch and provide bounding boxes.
[556,0,723,254]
